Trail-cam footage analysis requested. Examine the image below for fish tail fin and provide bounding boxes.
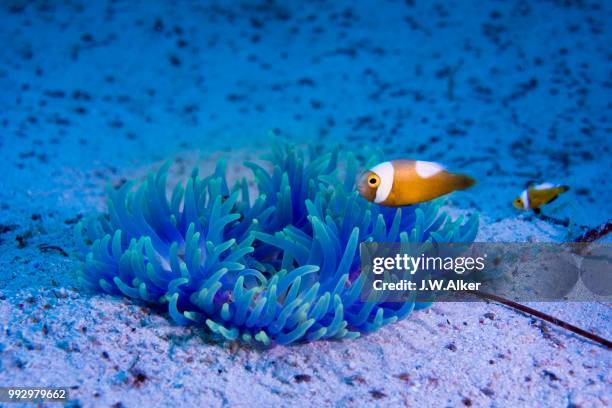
[455,174,476,190]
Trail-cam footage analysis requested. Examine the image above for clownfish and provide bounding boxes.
[358,160,476,207]
[513,182,569,213]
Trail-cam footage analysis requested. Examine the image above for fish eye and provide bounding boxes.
[368,176,379,187]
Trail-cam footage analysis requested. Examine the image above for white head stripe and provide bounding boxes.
[369,162,394,203]
[520,190,529,209]
[415,161,444,178]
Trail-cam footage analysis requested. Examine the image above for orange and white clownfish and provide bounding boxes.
[358,160,476,207]
[513,182,569,213]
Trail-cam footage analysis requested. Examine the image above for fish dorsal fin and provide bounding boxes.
[414,161,445,178]
[533,182,555,190]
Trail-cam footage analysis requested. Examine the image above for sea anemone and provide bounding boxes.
[76,144,478,345]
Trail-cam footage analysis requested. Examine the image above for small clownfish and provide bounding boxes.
[513,182,569,213]
[358,160,476,207]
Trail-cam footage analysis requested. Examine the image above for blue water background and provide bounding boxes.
[1,0,610,226]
